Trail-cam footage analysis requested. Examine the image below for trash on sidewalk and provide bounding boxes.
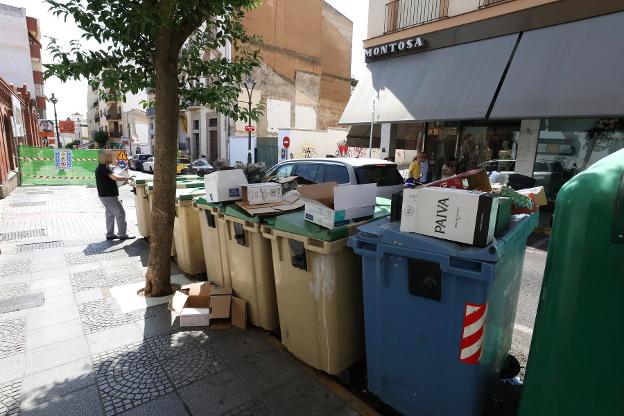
[299,182,377,229]
[203,169,248,202]
[400,187,499,247]
[169,282,247,330]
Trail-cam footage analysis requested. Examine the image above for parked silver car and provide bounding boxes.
[265,158,404,198]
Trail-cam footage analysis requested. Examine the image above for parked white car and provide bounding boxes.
[265,158,404,198]
[142,157,155,173]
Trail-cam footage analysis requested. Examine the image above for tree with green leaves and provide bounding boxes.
[92,129,109,148]
[46,0,263,296]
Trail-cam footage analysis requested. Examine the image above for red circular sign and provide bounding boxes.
[283,136,290,148]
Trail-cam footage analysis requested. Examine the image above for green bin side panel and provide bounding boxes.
[519,149,624,416]
[266,197,391,242]
[19,146,99,186]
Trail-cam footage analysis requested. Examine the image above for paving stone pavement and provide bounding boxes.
[0,183,368,416]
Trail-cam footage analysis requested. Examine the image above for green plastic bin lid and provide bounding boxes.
[194,197,229,211]
[177,180,204,189]
[222,202,262,223]
[265,197,391,242]
[176,187,205,201]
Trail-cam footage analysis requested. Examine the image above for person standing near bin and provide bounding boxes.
[96,151,135,241]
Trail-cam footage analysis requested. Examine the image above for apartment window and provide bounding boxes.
[193,132,200,160]
[193,120,200,130]
[209,118,218,127]
[209,130,218,161]
[150,123,154,130]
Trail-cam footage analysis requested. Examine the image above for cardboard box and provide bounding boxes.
[400,187,499,247]
[204,169,248,202]
[299,182,377,229]
[235,190,304,216]
[169,283,247,329]
[426,168,492,192]
[517,186,547,207]
[241,183,283,205]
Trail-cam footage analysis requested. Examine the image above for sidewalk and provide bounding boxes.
[0,184,366,416]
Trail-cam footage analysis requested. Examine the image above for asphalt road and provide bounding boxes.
[511,235,549,377]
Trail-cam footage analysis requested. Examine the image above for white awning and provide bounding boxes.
[340,34,519,124]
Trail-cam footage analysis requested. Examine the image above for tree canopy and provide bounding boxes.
[45,0,263,121]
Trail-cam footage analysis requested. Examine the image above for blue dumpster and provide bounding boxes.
[349,214,537,416]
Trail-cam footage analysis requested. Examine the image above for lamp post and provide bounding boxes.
[243,74,256,165]
[48,93,61,148]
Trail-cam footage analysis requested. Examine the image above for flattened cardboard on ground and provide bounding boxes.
[400,187,499,247]
[299,182,377,229]
[204,169,248,202]
[241,183,283,205]
[231,297,247,330]
[427,168,492,192]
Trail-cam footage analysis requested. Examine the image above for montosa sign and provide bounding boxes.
[364,37,426,62]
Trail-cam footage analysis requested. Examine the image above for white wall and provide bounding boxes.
[294,105,317,130]
[123,91,148,112]
[277,128,349,161]
[448,0,481,17]
[367,0,387,38]
[267,99,292,134]
[0,5,35,95]
[229,136,257,165]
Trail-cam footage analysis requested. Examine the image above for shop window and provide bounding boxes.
[534,118,624,203]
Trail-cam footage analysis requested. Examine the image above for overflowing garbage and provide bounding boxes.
[131,163,541,416]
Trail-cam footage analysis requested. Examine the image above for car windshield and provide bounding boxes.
[534,162,552,172]
[355,165,403,186]
[177,159,191,164]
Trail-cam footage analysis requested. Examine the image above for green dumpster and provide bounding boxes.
[519,149,624,416]
[261,198,391,374]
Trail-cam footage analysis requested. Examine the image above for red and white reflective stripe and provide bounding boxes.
[459,303,488,364]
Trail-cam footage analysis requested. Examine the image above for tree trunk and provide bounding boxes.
[144,33,180,297]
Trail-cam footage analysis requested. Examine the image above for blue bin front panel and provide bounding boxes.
[352,215,535,416]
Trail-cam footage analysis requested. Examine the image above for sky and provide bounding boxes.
[4,0,368,120]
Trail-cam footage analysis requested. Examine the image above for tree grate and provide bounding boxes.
[0,229,47,241]
[9,201,47,208]
[16,240,64,252]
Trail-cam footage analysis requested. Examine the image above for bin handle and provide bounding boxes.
[352,239,383,258]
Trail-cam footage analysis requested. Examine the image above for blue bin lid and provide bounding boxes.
[353,213,537,263]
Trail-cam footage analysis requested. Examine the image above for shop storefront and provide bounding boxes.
[340,11,624,227]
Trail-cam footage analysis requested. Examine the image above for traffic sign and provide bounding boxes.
[245,126,255,132]
[283,136,290,148]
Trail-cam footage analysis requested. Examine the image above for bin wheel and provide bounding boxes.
[500,354,521,380]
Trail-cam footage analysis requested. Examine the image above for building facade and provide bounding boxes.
[341,0,624,227]
[0,4,45,119]
[0,75,40,197]
[181,0,353,165]
[86,85,149,154]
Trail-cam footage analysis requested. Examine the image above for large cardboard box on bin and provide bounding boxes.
[299,182,377,229]
[203,169,248,202]
[426,168,492,192]
[400,187,499,247]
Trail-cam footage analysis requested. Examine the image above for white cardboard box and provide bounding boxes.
[299,182,377,229]
[400,187,499,247]
[204,169,248,202]
[241,183,283,205]
[179,308,211,327]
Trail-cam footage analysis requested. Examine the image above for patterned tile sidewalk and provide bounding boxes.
[0,182,368,416]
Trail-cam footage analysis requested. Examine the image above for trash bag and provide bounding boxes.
[507,174,536,190]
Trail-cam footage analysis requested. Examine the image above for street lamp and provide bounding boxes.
[243,74,256,165]
[48,93,61,148]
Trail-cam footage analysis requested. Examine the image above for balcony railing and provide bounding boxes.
[109,131,122,138]
[385,0,449,33]
[107,111,121,120]
[479,0,508,7]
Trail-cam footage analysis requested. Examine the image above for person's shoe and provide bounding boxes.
[106,235,118,241]
[118,235,136,240]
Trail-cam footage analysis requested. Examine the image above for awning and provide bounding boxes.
[490,11,624,119]
[339,34,519,125]
[346,124,381,148]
